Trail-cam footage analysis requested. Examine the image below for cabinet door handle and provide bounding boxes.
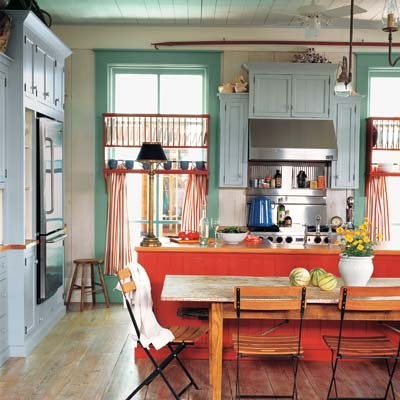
[43,92,50,97]
[55,98,59,105]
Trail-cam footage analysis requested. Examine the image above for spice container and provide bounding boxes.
[265,175,271,188]
[317,175,325,189]
[310,180,318,189]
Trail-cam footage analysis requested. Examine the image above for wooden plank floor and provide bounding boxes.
[0,304,398,399]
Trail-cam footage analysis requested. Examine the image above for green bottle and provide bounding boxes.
[277,197,285,227]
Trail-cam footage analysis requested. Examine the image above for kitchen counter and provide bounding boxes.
[0,240,39,253]
[135,239,400,255]
[135,239,400,362]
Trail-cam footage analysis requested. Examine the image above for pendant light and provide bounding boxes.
[382,0,400,66]
[334,0,354,97]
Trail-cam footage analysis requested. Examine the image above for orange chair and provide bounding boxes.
[323,286,400,400]
[233,286,306,399]
[117,267,208,400]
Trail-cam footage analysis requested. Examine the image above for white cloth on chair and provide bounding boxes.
[118,262,174,350]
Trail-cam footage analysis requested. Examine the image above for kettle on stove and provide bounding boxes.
[248,197,274,227]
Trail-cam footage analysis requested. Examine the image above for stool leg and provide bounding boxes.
[97,263,110,308]
[91,264,96,305]
[80,263,86,311]
[66,264,79,309]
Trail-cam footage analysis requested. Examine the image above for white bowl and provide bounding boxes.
[219,232,248,244]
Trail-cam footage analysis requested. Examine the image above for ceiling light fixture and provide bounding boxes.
[304,15,321,39]
[382,0,400,66]
[334,0,354,97]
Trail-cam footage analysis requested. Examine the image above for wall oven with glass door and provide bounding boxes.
[37,116,66,304]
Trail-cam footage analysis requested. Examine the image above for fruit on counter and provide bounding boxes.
[244,234,262,244]
[318,273,338,291]
[178,231,187,239]
[187,231,200,240]
[178,231,200,240]
[309,267,327,286]
[219,226,248,233]
[289,267,311,287]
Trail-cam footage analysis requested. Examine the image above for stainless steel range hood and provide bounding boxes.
[249,119,338,161]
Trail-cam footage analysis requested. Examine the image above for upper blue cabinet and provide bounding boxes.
[244,63,337,119]
[6,11,71,121]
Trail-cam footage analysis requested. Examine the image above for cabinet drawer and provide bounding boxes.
[0,314,7,351]
[0,255,6,276]
[0,276,6,317]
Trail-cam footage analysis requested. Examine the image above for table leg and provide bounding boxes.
[210,302,223,400]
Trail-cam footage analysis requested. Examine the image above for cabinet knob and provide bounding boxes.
[55,98,59,105]
[31,86,37,90]
[43,92,50,97]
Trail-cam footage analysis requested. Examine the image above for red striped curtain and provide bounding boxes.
[366,175,390,242]
[104,167,133,274]
[181,173,208,232]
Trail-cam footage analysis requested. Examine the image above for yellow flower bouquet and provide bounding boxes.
[336,218,380,257]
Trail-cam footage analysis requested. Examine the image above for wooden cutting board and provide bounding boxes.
[170,238,199,244]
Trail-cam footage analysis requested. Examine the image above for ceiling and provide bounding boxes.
[35,0,386,31]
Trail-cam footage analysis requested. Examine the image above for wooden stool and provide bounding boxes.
[66,258,110,311]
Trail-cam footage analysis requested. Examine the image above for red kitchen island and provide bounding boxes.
[135,242,400,361]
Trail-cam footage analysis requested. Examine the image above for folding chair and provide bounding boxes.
[323,286,400,400]
[233,286,307,399]
[117,268,208,400]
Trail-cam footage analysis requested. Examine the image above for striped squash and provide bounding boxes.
[310,267,327,286]
[289,267,310,287]
[318,273,338,291]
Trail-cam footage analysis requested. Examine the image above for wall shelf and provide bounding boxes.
[103,168,208,175]
[366,117,400,194]
[102,113,210,189]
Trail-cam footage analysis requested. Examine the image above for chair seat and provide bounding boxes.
[233,334,304,356]
[323,335,398,357]
[170,326,208,344]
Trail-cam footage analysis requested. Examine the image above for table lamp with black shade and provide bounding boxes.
[137,142,167,247]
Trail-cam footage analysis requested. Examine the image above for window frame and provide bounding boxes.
[109,64,208,239]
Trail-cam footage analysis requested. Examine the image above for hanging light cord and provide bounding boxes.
[388,30,400,66]
[347,0,354,86]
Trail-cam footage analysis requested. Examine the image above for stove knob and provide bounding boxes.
[276,236,283,243]
[285,236,293,243]
[314,236,322,244]
[267,236,274,242]
[324,237,330,244]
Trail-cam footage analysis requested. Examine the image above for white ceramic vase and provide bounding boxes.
[338,255,374,286]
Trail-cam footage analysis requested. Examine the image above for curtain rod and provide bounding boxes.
[151,40,400,49]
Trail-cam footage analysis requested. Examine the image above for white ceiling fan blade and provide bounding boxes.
[269,9,306,18]
[322,5,367,18]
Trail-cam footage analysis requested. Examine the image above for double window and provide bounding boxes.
[110,66,206,242]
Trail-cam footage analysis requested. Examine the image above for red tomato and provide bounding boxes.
[178,231,187,240]
[187,231,199,240]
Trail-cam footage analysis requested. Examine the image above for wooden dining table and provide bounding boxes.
[160,275,400,400]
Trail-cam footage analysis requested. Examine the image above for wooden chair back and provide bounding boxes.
[116,268,141,339]
[339,286,400,312]
[116,268,136,296]
[234,286,306,312]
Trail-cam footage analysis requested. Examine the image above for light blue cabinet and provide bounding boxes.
[24,247,36,336]
[245,62,337,119]
[292,75,330,118]
[331,96,361,189]
[253,74,291,117]
[0,54,11,184]
[219,93,249,187]
[0,254,8,365]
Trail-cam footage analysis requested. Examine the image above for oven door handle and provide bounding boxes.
[46,233,67,244]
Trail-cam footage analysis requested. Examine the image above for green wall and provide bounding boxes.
[94,50,221,301]
[355,53,400,224]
